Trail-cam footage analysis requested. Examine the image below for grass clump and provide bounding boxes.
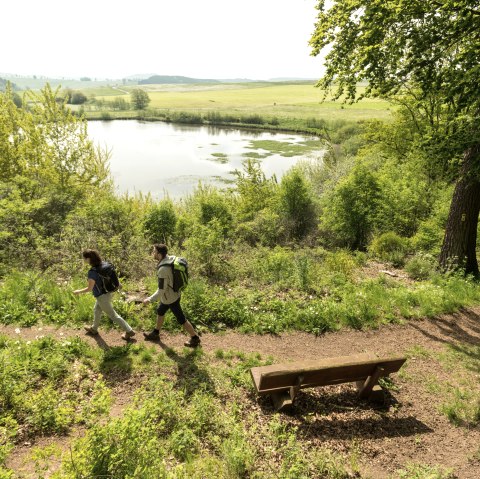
[0,335,111,473]
[396,463,456,479]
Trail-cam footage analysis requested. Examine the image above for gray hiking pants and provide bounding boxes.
[92,292,132,332]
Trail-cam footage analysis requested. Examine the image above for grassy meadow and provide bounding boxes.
[92,82,392,122]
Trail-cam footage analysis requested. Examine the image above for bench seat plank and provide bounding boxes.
[251,353,406,394]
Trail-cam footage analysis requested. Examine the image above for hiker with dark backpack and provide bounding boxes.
[73,249,135,340]
[143,243,200,347]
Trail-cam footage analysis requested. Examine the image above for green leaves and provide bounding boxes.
[310,0,480,114]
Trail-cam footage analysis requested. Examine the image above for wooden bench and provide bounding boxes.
[250,352,406,411]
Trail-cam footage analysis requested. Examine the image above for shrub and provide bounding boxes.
[277,169,316,240]
[61,192,149,278]
[70,91,87,105]
[369,231,410,266]
[235,209,282,246]
[405,254,437,280]
[183,218,229,278]
[320,163,381,250]
[241,114,264,125]
[143,199,177,244]
[111,97,128,111]
[185,184,233,234]
[234,159,277,223]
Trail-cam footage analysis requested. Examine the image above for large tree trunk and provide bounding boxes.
[439,144,480,276]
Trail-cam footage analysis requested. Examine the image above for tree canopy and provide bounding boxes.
[310,1,480,274]
[130,89,151,110]
[310,0,480,112]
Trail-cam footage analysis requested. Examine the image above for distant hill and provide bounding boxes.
[0,77,20,91]
[139,75,220,85]
[268,77,317,82]
[123,73,157,81]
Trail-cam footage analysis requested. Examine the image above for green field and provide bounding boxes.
[94,82,392,122]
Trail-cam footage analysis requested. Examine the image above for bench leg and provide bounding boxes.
[357,366,385,399]
[271,375,304,412]
[271,391,293,412]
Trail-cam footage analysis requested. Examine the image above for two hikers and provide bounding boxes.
[73,249,135,340]
[143,243,201,348]
[75,245,200,348]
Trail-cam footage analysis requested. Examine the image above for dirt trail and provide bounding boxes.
[3,309,480,478]
[1,307,479,360]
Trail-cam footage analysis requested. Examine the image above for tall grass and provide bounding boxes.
[2,260,480,335]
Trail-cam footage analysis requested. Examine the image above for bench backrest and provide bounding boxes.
[251,353,406,393]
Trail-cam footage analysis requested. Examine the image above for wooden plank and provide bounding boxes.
[251,354,406,393]
[253,352,375,391]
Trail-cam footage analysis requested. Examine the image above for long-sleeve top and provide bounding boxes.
[148,255,181,305]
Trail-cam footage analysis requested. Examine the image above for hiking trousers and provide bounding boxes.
[93,292,132,332]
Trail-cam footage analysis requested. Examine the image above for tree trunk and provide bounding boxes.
[439,144,480,276]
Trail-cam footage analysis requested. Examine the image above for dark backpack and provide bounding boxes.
[94,262,120,294]
[159,256,189,293]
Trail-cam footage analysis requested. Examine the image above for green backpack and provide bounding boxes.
[159,256,189,293]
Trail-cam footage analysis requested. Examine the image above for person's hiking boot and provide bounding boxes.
[84,326,99,336]
[184,335,201,348]
[143,330,160,341]
[121,330,136,341]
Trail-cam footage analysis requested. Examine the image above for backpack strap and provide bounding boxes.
[156,257,175,290]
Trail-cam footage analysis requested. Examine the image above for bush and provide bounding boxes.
[241,114,264,125]
[143,199,177,244]
[61,192,149,278]
[183,219,229,278]
[111,97,128,111]
[234,159,277,223]
[235,209,282,246]
[320,162,381,250]
[70,91,87,105]
[369,231,410,266]
[277,169,316,240]
[405,254,437,280]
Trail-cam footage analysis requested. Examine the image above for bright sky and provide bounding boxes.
[1,0,324,80]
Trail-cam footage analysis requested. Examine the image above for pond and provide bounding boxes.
[87,120,324,199]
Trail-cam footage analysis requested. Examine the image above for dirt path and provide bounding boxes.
[3,309,480,478]
[2,307,479,360]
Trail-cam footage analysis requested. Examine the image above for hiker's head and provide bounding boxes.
[152,243,168,260]
[82,249,102,267]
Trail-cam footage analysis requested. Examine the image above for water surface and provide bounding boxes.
[87,120,323,198]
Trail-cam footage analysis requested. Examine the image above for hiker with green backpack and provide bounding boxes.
[143,243,201,347]
[73,249,135,340]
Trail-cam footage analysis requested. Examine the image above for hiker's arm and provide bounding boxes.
[73,279,95,295]
[144,270,167,304]
[144,283,162,303]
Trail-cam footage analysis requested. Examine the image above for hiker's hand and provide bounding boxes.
[143,298,151,304]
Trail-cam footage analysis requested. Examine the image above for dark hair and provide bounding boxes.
[82,249,102,267]
[153,243,168,258]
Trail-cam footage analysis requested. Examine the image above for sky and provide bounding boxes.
[1,0,325,80]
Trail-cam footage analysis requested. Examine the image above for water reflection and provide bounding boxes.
[87,120,322,199]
